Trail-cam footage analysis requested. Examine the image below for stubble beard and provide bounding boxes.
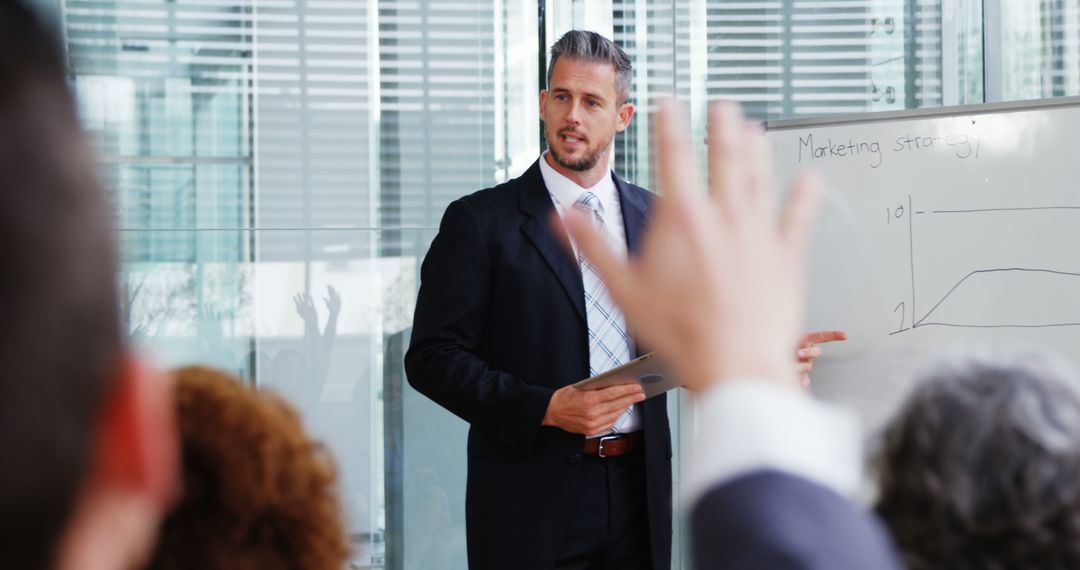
[546,129,612,172]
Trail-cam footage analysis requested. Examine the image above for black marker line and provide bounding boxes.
[924,206,1080,212]
[917,322,1080,329]
[873,55,904,66]
[909,195,916,327]
[915,267,1080,326]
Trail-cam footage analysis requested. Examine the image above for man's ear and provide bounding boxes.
[539,89,548,122]
[88,352,179,507]
[615,101,635,133]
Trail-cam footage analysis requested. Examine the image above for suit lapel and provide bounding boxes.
[518,161,587,324]
[615,174,651,357]
[615,174,650,255]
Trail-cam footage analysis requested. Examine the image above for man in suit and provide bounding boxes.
[406,31,668,569]
[407,29,846,569]
[567,99,900,568]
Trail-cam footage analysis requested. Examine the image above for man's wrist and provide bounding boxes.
[541,389,559,427]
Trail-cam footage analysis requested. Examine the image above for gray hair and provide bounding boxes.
[874,347,1080,569]
[547,30,632,105]
[909,348,1080,455]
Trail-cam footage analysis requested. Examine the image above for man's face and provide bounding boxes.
[540,57,634,178]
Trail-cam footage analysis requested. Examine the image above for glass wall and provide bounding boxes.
[36,0,1080,568]
[52,0,538,567]
[997,0,1080,101]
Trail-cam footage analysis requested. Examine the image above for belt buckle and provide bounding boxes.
[597,434,619,458]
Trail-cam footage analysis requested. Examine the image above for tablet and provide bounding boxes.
[571,352,680,399]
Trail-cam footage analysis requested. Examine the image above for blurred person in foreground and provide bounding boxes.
[147,366,350,569]
[0,2,179,569]
[875,349,1080,570]
[565,99,900,568]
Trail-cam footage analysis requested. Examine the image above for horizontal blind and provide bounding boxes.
[1000,0,1080,101]
[609,0,953,123]
[252,0,373,261]
[63,0,252,263]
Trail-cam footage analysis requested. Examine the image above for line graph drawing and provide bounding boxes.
[916,268,1080,328]
[891,197,1080,334]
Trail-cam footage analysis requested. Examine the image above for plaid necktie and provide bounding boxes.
[573,191,633,433]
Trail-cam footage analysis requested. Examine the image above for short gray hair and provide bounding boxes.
[547,30,632,105]
[875,347,1080,569]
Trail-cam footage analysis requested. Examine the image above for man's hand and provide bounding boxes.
[796,330,847,387]
[542,383,645,436]
[565,99,823,393]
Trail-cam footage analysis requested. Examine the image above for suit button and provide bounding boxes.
[569,453,581,463]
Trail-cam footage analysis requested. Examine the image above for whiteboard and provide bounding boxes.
[766,97,1080,431]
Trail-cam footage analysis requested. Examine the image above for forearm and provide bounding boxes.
[321,314,338,359]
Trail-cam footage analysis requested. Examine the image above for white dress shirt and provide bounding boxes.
[539,152,641,435]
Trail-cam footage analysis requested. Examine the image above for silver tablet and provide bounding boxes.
[571,352,681,399]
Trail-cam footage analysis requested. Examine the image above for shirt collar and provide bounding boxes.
[538,151,619,215]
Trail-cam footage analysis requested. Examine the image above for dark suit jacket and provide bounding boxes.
[405,160,671,570]
[691,470,901,569]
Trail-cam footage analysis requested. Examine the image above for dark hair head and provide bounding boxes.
[0,2,121,569]
[547,30,632,105]
[874,348,1080,570]
[149,366,350,570]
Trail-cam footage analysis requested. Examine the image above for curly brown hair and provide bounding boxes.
[146,366,350,570]
[874,349,1080,570]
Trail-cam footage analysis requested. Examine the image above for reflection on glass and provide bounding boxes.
[63,0,538,565]
[1000,0,1080,101]
[601,1,987,137]
[120,232,427,567]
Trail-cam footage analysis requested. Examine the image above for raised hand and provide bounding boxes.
[565,99,824,392]
[293,292,317,323]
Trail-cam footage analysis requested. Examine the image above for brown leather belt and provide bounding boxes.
[582,431,643,458]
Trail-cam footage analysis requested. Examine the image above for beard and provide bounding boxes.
[546,128,612,172]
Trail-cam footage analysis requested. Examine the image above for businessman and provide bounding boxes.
[406,30,663,570]
[406,30,843,570]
